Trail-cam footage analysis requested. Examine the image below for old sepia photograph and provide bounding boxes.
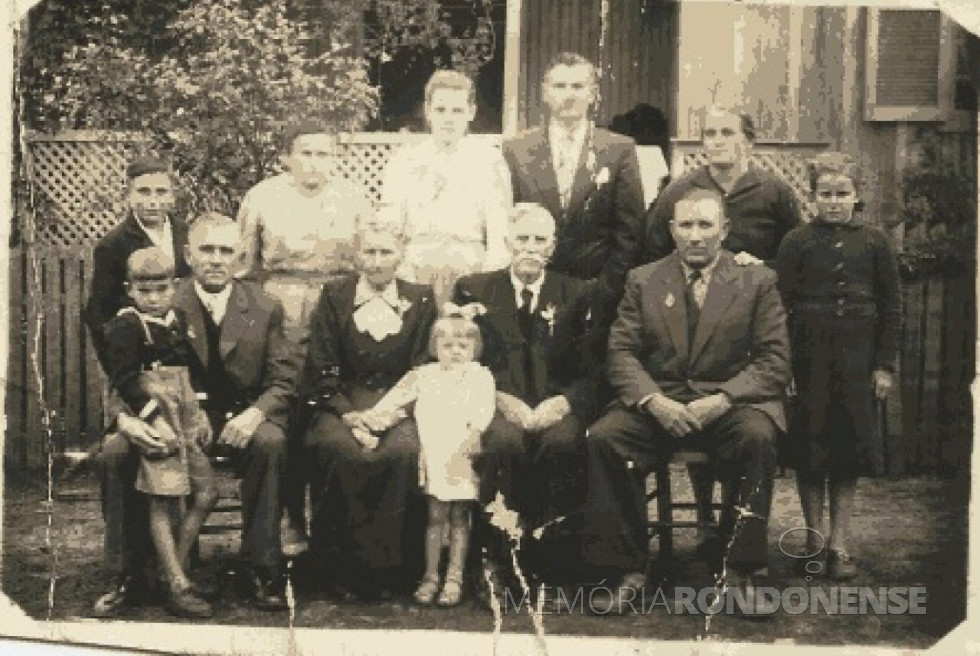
[1,0,977,653]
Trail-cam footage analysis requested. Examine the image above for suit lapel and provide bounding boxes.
[525,130,564,221]
[174,281,209,369]
[219,282,251,359]
[565,126,598,216]
[689,253,740,366]
[655,257,690,360]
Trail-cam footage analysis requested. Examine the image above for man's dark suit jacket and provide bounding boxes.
[172,279,295,431]
[85,213,191,370]
[607,250,791,430]
[453,269,595,419]
[641,165,803,268]
[502,127,645,304]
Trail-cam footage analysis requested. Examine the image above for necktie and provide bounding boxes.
[556,135,577,208]
[518,287,538,403]
[518,288,534,337]
[685,268,703,352]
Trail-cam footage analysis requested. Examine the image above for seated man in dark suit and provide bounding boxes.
[583,187,791,614]
[95,214,296,615]
[453,203,594,584]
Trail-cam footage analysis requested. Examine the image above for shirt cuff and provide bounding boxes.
[137,399,160,422]
[637,393,657,411]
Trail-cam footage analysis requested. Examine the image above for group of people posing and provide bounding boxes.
[83,51,902,620]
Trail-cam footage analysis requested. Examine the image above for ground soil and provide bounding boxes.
[2,465,968,648]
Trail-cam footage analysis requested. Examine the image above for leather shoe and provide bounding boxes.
[244,570,288,611]
[166,585,214,619]
[589,571,648,615]
[729,574,777,620]
[91,574,147,617]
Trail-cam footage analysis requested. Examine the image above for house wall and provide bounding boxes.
[517,0,676,131]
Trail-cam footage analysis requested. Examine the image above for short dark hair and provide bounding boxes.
[424,70,476,106]
[703,106,756,142]
[673,187,727,222]
[543,52,597,85]
[280,120,335,154]
[807,151,861,194]
[125,156,171,182]
[188,211,238,247]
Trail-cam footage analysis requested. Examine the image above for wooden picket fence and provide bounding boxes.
[5,246,103,470]
[4,132,974,474]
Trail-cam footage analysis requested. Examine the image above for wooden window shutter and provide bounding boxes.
[865,8,955,121]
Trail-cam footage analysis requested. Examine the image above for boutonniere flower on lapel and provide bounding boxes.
[396,297,413,317]
[186,326,196,340]
[539,303,557,336]
[594,166,611,188]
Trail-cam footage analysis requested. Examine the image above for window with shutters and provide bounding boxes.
[864,8,955,122]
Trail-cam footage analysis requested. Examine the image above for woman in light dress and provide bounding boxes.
[363,304,496,606]
[380,70,512,305]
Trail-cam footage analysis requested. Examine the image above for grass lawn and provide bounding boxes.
[2,465,968,650]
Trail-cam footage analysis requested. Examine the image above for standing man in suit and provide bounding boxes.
[94,213,296,614]
[502,52,645,332]
[85,156,191,371]
[583,188,791,614]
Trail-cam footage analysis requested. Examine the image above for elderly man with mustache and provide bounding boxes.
[453,203,595,590]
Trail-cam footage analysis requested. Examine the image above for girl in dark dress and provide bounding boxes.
[301,223,437,598]
[774,152,902,580]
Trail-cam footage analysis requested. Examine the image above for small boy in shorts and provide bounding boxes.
[102,247,218,618]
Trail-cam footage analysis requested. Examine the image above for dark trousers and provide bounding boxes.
[304,398,421,586]
[100,420,286,577]
[471,409,587,584]
[581,405,777,576]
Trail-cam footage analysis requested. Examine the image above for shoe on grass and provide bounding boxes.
[827,548,857,580]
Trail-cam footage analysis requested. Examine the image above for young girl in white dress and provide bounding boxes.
[362,303,496,606]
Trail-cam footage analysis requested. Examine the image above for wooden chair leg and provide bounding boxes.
[688,462,715,540]
[655,461,674,568]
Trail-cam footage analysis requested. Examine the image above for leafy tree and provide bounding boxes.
[898,132,978,280]
[20,0,377,213]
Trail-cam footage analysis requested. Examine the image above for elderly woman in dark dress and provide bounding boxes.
[301,222,436,597]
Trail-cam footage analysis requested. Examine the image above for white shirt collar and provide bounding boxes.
[118,306,178,328]
[680,255,721,284]
[354,276,400,308]
[549,120,589,149]
[134,215,174,253]
[509,268,546,312]
[194,280,233,323]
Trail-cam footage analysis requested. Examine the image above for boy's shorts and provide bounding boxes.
[133,366,214,497]
[137,446,214,497]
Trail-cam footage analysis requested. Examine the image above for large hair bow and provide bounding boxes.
[441,301,487,320]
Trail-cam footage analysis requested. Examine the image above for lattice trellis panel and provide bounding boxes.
[23,132,820,247]
[671,141,829,222]
[22,132,504,248]
[24,134,152,248]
